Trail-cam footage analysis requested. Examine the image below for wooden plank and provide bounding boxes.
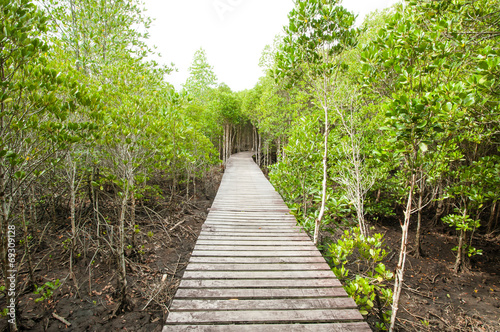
[201,231,308,236]
[193,245,318,251]
[178,278,342,288]
[163,322,371,332]
[175,287,348,299]
[206,214,294,218]
[205,221,298,227]
[187,256,327,264]
[182,270,335,279]
[170,298,357,311]
[191,250,322,257]
[202,224,303,230]
[198,236,310,241]
[166,309,363,324]
[185,263,331,271]
[204,223,297,227]
[202,225,306,233]
[195,241,314,246]
[205,219,296,224]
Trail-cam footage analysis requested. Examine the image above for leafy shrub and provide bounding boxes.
[328,227,393,330]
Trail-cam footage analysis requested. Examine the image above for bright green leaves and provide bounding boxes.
[442,214,482,256]
[210,84,243,126]
[183,48,218,106]
[277,0,358,82]
[328,227,393,327]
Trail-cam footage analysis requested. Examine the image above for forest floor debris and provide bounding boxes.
[0,181,219,331]
[322,219,500,332]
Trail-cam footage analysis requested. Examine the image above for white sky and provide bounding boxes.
[144,0,400,92]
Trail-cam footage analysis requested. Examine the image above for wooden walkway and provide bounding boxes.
[163,152,370,331]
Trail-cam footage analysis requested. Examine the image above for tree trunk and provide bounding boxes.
[68,161,82,296]
[101,0,108,63]
[237,126,241,153]
[1,177,18,331]
[252,125,255,152]
[415,187,424,258]
[454,209,468,273]
[277,137,281,162]
[488,201,497,234]
[257,131,262,167]
[433,185,444,225]
[22,192,35,289]
[92,167,100,247]
[116,179,130,311]
[389,173,416,332]
[69,177,76,280]
[314,103,329,245]
[454,229,464,273]
[131,190,137,247]
[69,0,81,71]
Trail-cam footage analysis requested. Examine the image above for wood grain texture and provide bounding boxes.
[164,152,369,330]
[185,263,331,271]
[163,323,372,332]
[167,309,364,323]
[178,278,342,288]
[170,298,357,311]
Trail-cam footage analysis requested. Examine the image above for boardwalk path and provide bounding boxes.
[163,152,370,331]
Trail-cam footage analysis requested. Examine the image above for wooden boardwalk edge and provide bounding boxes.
[163,152,370,331]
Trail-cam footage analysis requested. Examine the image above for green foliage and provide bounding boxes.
[183,48,218,105]
[269,117,323,220]
[33,280,60,303]
[442,214,482,257]
[276,0,358,81]
[329,227,393,328]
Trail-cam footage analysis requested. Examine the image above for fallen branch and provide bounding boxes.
[142,274,168,310]
[169,219,186,232]
[429,311,451,328]
[52,313,71,326]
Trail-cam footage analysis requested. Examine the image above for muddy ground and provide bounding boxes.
[380,222,500,332]
[2,168,499,331]
[0,171,222,332]
[321,218,500,332]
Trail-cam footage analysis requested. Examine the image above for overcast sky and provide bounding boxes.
[144,0,400,92]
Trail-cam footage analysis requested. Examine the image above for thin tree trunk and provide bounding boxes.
[116,177,130,311]
[314,103,329,245]
[257,132,262,167]
[415,186,424,258]
[70,177,76,280]
[237,126,241,153]
[68,163,80,296]
[277,137,281,162]
[92,167,100,247]
[102,0,107,63]
[389,173,416,332]
[488,201,497,233]
[69,0,81,71]
[434,185,444,225]
[0,170,18,331]
[131,190,137,247]
[454,209,467,273]
[21,199,35,289]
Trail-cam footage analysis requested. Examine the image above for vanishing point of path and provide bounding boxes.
[163,152,370,331]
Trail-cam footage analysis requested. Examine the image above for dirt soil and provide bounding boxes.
[3,168,499,331]
[323,219,500,332]
[383,223,500,332]
[0,174,221,332]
